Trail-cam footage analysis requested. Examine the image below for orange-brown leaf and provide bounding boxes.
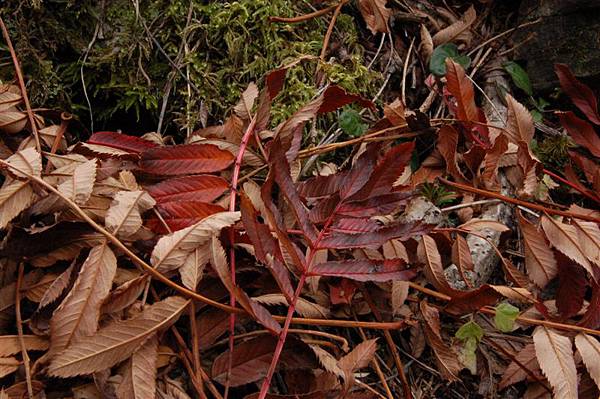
[541,215,594,277]
[532,326,577,399]
[519,212,557,288]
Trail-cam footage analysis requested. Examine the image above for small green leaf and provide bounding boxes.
[494,302,520,332]
[456,321,483,374]
[531,109,543,123]
[339,109,367,137]
[429,44,471,76]
[456,320,484,342]
[503,61,533,96]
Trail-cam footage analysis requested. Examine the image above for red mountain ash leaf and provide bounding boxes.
[147,200,225,233]
[559,111,600,158]
[555,63,600,125]
[310,259,416,282]
[145,175,229,203]
[87,131,158,153]
[140,144,234,175]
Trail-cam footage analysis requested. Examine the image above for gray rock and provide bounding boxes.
[514,0,600,90]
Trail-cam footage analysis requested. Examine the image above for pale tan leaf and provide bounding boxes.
[452,235,474,271]
[418,235,462,296]
[383,239,409,262]
[0,111,27,134]
[48,296,189,377]
[533,326,577,399]
[505,94,534,145]
[458,219,510,232]
[573,220,600,266]
[151,211,240,273]
[106,190,155,238]
[242,180,267,217]
[0,335,48,357]
[309,345,344,379]
[179,245,210,291]
[541,215,593,275]
[233,82,259,121]
[25,272,60,302]
[37,263,76,308]
[39,125,67,151]
[5,147,42,178]
[0,357,19,378]
[338,339,378,376]
[0,90,22,111]
[44,153,89,171]
[391,281,409,315]
[420,24,434,62]
[0,180,35,229]
[117,334,158,399]
[57,159,97,205]
[432,5,476,45]
[253,294,330,319]
[575,333,600,390]
[101,275,149,314]
[519,212,557,288]
[358,0,390,34]
[499,343,540,389]
[192,138,263,167]
[49,244,117,356]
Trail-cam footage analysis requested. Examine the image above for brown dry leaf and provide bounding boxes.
[309,345,344,379]
[233,82,259,121]
[533,326,577,399]
[420,24,434,62]
[0,357,19,378]
[519,212,557,288]
[575,333,600,390]
[391,280,409,315]
[338,338,378,382]
[458,219,510,233]
[179,245,210,291]
[0,180,35,230]
[0,335,48,357]
[39,125,67,151]
[358,0,390,34]
[106,190,156,238]
[0,111,27,134]
[383,98,406,126]
[420,301,461,381]
[5,147,42,178]
[418,235,462,296]
[253,293,330,319]
[48,296,189,377]
[25,272,60,302]
[117,334,158,399]
[150,211,240,273]
[452,235,474,271]
[499,343,540,389]
[57,159,97,205]
[505,94,534,145]
[541,215,594,276]
[432,5,476,45]
[101,275,149,314]
[49,244,117,356]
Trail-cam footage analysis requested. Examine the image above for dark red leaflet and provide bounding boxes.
[297,170,349,198]
[337,192,412,218]
[330,218,382,234]
[559,111,600,158]
[319,221,431,249]
[87,131,158,153]
[318,85,375,114]
[310,258,416,282]
[146,201,225,233]
[140,144,234,175]
[556,255,587,319]
[145,175,229,203]
[555,63,600,125]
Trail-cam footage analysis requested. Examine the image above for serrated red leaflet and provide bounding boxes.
[445,59,478,125]
[297,171,349,199]
[555,63,600,125]
[338,144,378,200]
[336,192,412,218]
[145,175,229,203]
[146,201,225,233]
[318,85,375,114]
[310,258,415,282]
[319,221,430,249]
[330,218,382,234]
[349,142,415,200]
[140,144,234,175]
[87,131,158,153]
[559,111,600,158]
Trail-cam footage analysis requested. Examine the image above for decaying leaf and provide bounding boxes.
[533,326,577,399]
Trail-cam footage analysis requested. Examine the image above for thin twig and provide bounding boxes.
[269,3,340,23]
[16,263,34,399]
[319,0,348,62]
[542,168,600,204]
[401,38,415,106]
[467,18,541,57]
[354,318,394,399]
[0,17,42,152]
[440,199,500,212]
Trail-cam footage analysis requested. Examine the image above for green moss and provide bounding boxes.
[532,135,575,169]
[1,0,381,137]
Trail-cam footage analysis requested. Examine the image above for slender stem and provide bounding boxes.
[225,115,257,399]
[319,0,347,62]
[269,3,340,23]
[0,17,41,152]
[16,263,34,399]
[439,178,600,223]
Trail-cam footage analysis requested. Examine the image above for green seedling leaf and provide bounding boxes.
[503,61,533,96]
[455,321,483,374]
[340,109,367,137]
[494,302,520,332]
[430,44,471,76]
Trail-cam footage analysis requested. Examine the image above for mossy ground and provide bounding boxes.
[1,0,382,138]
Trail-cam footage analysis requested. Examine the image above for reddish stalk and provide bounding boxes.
[439,178,600,223]
[319,0,348,62]
[269,3,340,23]
[257,203,343,398]
[542,168,600,204]
[225,115,257,399]
[0,17,41,152]
[16,263,34,399]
